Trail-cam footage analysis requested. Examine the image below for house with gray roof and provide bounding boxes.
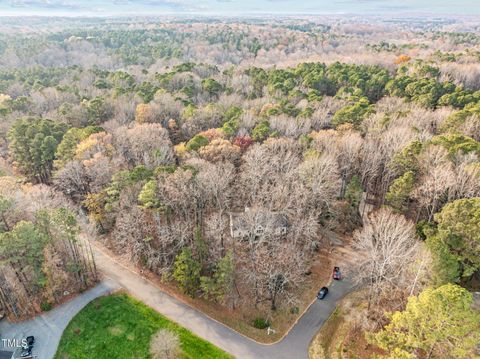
[229,208,288,239]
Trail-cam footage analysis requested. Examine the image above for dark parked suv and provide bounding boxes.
[317,286,329,300]
[20,336,35,358]
[25,336,35,348]
[20,347,32,358]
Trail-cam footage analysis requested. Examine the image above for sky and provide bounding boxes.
[0,0,479,16]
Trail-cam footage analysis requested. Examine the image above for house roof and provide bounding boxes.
[229,210,288,232]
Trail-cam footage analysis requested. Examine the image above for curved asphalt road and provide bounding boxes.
[0,247,355,359]
[93,248,355,359]
[0,281,119,359]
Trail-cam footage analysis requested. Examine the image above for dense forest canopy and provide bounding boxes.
[0,16,479,358]
[0,177,97,318]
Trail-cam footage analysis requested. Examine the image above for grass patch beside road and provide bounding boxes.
[54,293,232,359]
[309,291,385,359]
[309,306,347,359]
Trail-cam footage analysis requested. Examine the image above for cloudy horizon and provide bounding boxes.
[0,0,479,17]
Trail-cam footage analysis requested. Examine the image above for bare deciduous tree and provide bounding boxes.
[236,208,308,310]
[115,123,175,169]
[54,160,90,202]
[353,208,418,311]
[150,329,180,359]
[413,146,455,220]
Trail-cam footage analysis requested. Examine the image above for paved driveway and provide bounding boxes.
[0,247,355,359]
[0,281,118,359]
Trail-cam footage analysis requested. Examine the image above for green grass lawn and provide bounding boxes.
[54,293,232,359]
